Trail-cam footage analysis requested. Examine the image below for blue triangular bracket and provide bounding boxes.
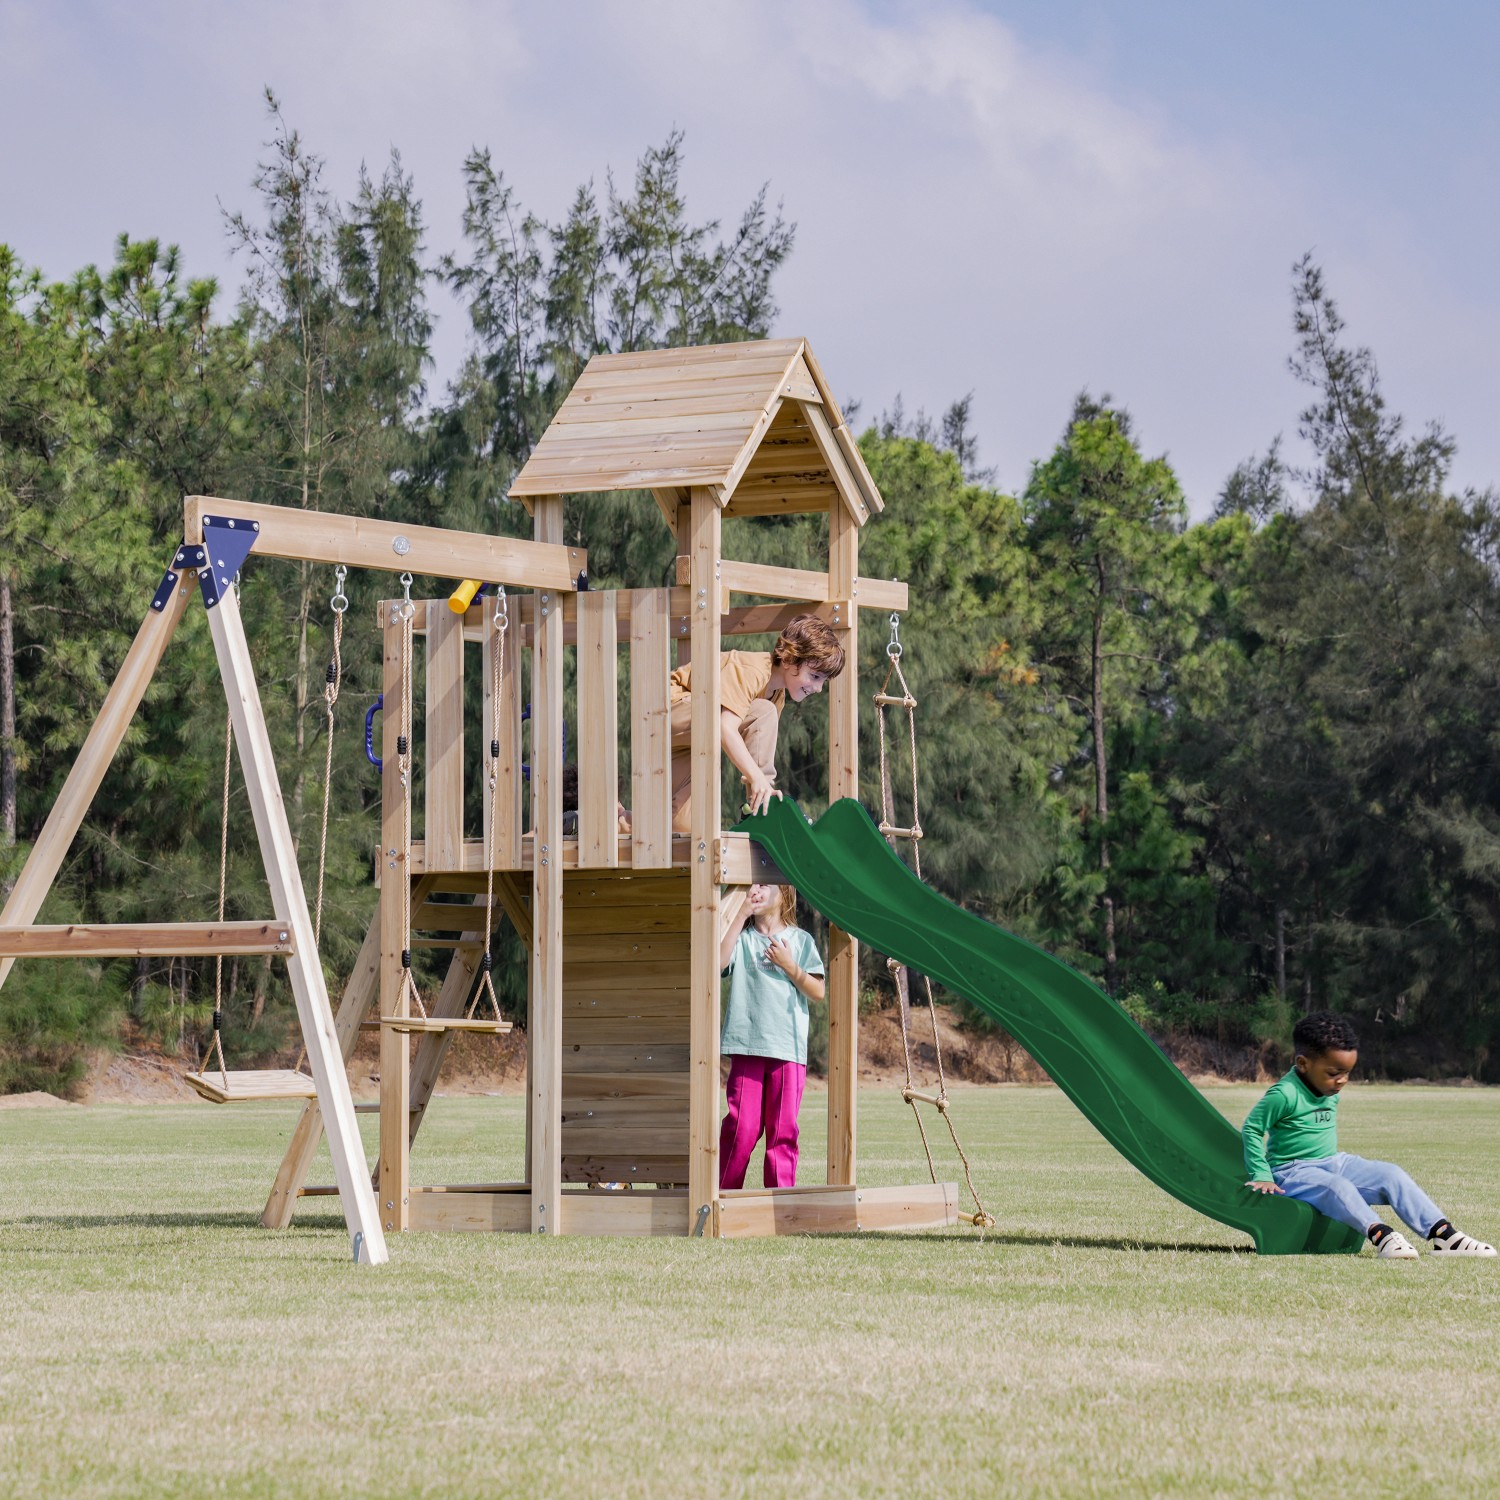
[150,542,208,613]
[197,514,261,609]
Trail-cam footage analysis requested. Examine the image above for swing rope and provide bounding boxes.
[875,612,995,1231]
[469,586,509,1024]
[313,565,347,950]
[395,572,428,1019]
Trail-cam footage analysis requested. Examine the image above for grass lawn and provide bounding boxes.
[2,1083,1497,1498]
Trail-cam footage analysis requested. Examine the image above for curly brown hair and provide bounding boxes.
[771,614,846,677]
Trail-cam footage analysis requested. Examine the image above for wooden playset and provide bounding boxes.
[0,338,961,1264]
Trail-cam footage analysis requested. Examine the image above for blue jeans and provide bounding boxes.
[1272,1152,1443,1237]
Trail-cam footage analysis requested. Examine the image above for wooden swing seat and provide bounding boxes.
[377,1015,512,1035]
[185,1068,319,1104]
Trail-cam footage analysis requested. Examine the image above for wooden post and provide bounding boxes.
[378,605,412,1233]
[826,501,859,1185]
[0,579,192,993]
[205,588,387,1265]
[630,589,672,869]
[530,497,566,1234]
[484,599,522,869]
[686,487,723,1231]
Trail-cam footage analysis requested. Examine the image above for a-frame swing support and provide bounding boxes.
[0,498,586,1266]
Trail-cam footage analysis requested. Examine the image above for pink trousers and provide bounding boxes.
[719,1054,807,1189]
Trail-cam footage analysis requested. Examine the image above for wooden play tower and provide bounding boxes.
[0,338,958,1262]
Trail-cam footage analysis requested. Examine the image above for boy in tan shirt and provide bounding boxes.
[668,614,845,833]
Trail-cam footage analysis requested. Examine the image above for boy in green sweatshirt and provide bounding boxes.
[1243,1011,1495,1260]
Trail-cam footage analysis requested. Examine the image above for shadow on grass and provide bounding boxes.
[4,1210,339,1233]
[800,1227,1247,1254]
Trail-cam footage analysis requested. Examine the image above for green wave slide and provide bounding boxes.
[736,798,1363,1255]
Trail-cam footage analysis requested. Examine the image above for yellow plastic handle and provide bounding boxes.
[448,579,483,614]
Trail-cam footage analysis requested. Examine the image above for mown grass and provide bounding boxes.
[2,1085,1497,1498]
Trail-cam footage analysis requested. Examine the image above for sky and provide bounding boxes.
[2,0,1496,515]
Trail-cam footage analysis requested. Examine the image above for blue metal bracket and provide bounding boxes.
[150,543,207,613]
[197,515,261,609]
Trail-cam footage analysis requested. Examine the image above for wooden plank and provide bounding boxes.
[826,499,860,1187]
[410,900,492,931]
[408,1189,532,1234]
[0,921,293,958]
[424,604,465,871]
[184,495,585,591]
[719,835,792,886]
[562,1044,691,1073]
[564,932,688,964]
[551,389,787,423]
[576,592,620,867]
[715,1182,959,1239]
[530,498,566,1235]
[686,487,722,1233]
[0,580,193,995]
[848,576,907,612]
[630,589,673,869]
[262,908,382,1229]
[205,588,387,1266]
[723,491,838,519]
[570,339,802,371]
[556,1191,691,1236]
[483,604,523,869]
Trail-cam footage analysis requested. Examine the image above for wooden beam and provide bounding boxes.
[206,587,387,1266]
[530,497,566,1235]
[0,577,193,994]
[675,556,907,613]
[826,500,859,1187]
[802,400,871,527]
[0,922,293,958]
[184,495,585,592]
[686,487,723,1234]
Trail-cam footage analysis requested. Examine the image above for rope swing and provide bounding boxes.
[469,585,509,1027]
[875,612,995,1231]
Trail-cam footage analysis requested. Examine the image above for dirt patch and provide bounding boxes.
[857,1004,1050,1085]
[0,1090,79,1110]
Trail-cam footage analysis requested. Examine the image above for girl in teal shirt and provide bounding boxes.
[718,883,825,1189]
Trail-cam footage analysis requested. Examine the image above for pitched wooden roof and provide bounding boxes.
[506,337,883,525]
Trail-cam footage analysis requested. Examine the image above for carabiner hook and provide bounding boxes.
[399,571,414,621]
[330,564,348,616]
[887,612,903,660]
[494,583,508,633]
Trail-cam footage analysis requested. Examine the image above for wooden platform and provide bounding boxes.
[184,1069,318,1104]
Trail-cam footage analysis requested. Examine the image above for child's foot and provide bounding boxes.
[1428,1223,1496,1257]
[1372,1228,1420,1259]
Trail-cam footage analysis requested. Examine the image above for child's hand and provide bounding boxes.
[745,773,781,817]
[763,934,798,976]
[1245,1180,1284,1195]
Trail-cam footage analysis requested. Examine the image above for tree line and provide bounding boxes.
[3,99,1497,1092]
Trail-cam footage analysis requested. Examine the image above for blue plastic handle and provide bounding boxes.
[365,694,383,773]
